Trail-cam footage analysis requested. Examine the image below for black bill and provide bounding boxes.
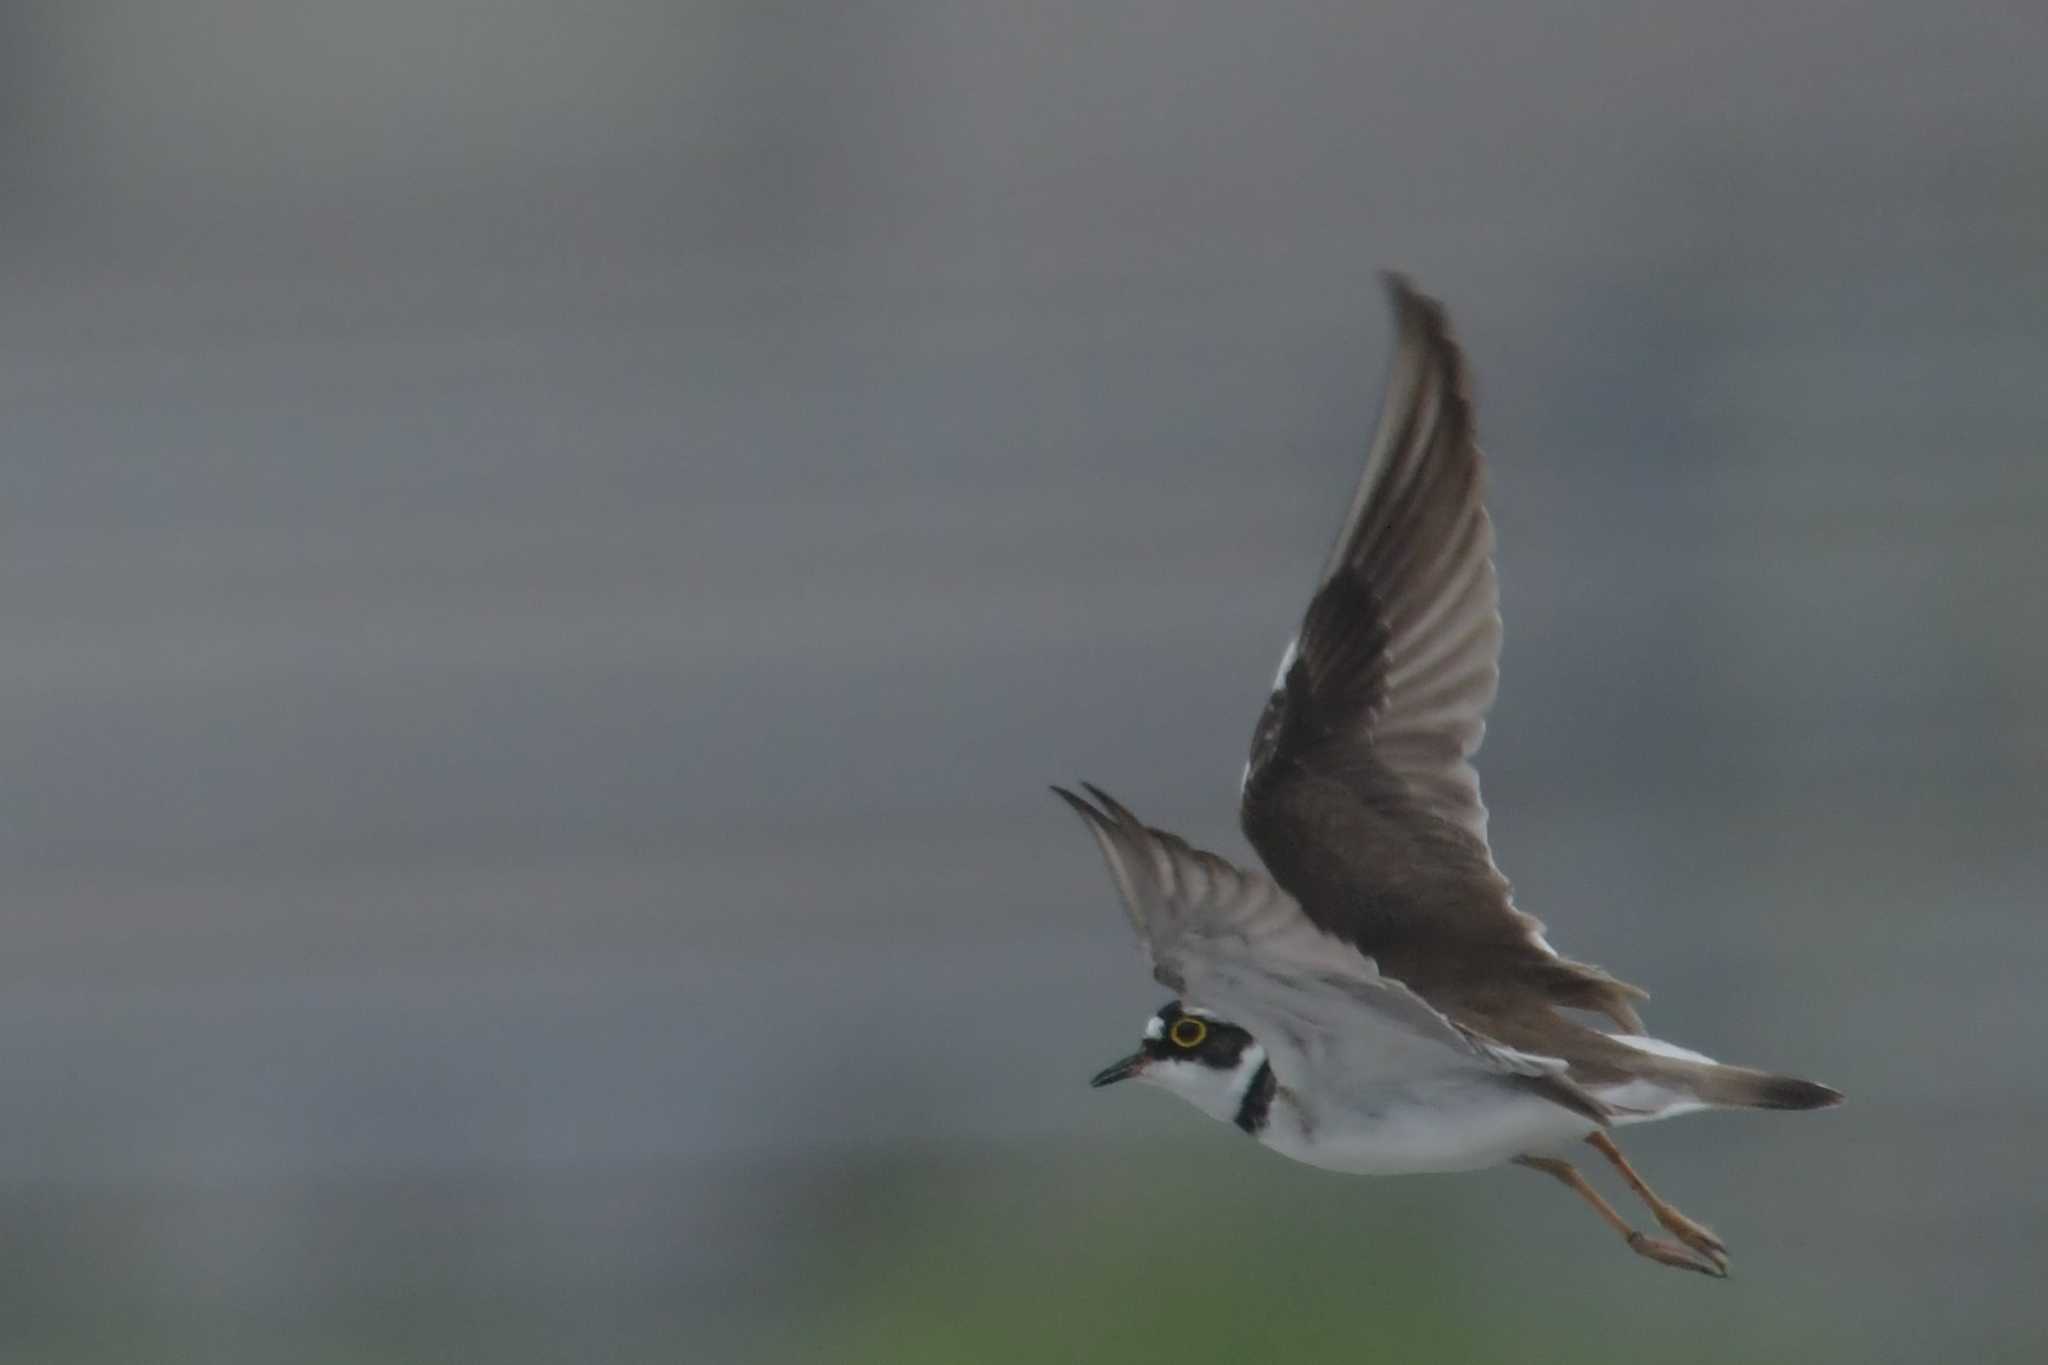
[1089,1053,1148,1088]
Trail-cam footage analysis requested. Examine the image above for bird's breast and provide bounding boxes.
[1257,1080,1600,1175]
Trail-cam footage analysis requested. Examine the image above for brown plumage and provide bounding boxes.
[1061,276,1838,1276]
[1240,277,1652,1080]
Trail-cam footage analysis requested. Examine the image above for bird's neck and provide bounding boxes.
[1232,1057,1278,1135]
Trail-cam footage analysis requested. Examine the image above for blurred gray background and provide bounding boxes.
[1,3,2043,1362]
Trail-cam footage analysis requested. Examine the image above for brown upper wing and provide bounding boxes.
[1238,275,1643,1030]
[1052,784,1607,1124]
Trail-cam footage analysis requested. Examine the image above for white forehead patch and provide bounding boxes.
[1143,1015,1165,1039]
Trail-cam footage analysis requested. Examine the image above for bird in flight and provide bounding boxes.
[1056,275,1838,1277]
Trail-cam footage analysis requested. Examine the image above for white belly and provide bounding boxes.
[1259,1080,1600,1175]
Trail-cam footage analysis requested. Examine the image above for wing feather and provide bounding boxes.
[1052,785,1605,1120]
[1236,276,1645,1031]
[1243,276,1494,839]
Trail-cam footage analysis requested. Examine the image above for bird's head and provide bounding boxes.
[1090,1001,1269,1126]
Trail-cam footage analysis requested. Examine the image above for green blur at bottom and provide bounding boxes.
[784,1142,1850,1365]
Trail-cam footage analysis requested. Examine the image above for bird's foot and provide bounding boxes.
[1627,1230,1728,1278]
[1654,1209,1730,1275]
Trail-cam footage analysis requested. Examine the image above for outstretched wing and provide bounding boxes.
[1244,274,1499,846]
[1237,276,1643,1029]
[1053,785,1604,1119]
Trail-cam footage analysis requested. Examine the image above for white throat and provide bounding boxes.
[1142,1042,1270,1128]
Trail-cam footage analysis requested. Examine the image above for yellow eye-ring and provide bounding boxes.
[1169,1017,1208,1049]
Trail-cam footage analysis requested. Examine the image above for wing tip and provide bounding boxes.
[1052,781,1145,832]
[1049,783,1103,824]
[1379,270,1450,340]
[1378,271,1473,418]
[1073,781,1144,829]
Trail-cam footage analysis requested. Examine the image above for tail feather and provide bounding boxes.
[1693,1064,1843,1111]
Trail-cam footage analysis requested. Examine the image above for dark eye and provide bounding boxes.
[1169,1017,1207,1049]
